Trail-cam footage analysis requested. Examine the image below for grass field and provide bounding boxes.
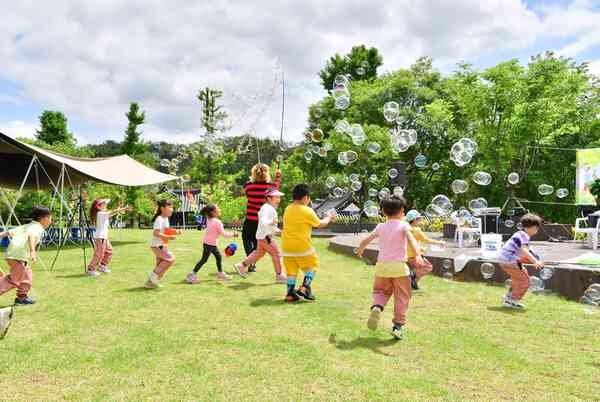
[1,229,600,401]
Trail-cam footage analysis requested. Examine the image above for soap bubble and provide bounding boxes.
[160,159,171,167]
[393,186,404,197]
[313,108,323,119]
[407,129,418,146]
[378,188,391,200]
[529,276,544,292]
[332,83,351,110]
[383,101,400,123]
[311,144,321,154]
[431,194,453,216]
[345,150,359,164]
[556,188,569,199]
[304,152,313,161]
[323,142,333,151]
[335,96,351,110]
[333,187,345,197]
[181,174,191,182]
[414,154,427,169]
[539,267,554,280]
[364,204,380,218]
[451,179,469,194]
[318,147,328,157]
[468,198,488,214]
[276,154,284,163]
[389,128,411,153]
[360,60,370,69]
[337,152,348,166]
[443,259,452,270]
[388,168,398,179]
[473,171,492,186]
[352,134,366,146]
[335,119,351,134]
[368,188,378,198]
[311,129,324,143]
[350,181,362,192]
[443,272,454,281]
[450,138,477,167]
[334,75,350,87]
[504,219,515,228]
[431,163,440,171]
[367,142,381,154]
[584,284,600,302]
[369,174,378,183]
[349,173,360,182]
[355,67,366,76]
[480,263,495,279]
[350,124,364,138]
[325,176,336,189]
[538,184,554,196]
[507,172,519,185]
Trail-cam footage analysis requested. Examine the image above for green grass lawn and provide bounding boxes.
[1,229,600,401]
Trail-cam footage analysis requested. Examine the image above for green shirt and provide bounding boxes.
[5,221,45,262]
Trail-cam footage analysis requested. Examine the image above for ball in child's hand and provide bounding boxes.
[224,243,237,257]
[164,228,177,236]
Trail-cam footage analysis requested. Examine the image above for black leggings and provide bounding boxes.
[193,244,222,273]
[242,219,259,256]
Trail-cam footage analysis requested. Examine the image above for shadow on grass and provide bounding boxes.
[249,297,309,307]
[54,273,87,279]
[487,306,527,314]
[328,334,399,356]
[120,286,151,292]
[228,281,278,291]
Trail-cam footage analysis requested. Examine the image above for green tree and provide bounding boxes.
[36,111,75,146]
[121,102,147,157]
[319,45,383,90]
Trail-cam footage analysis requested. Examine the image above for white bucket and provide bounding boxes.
[480,234,502,258]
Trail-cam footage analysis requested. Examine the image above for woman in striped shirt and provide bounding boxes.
[242,163,282,272]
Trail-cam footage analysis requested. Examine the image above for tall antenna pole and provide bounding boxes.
[279,68,286,152]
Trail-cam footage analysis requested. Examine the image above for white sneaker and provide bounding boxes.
[367,306,382,331]
[98,265,111,274]
[147,272,161,287]
[234,263,248,278]
[391,325,404,340]
[86,270,100,277]
[144,280,158,289]
[0,306,14,340]
[502,296,525,309]
[217,272,232,281]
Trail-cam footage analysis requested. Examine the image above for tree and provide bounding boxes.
[319,45,383,90]
[121,102,146,157]
[36,111,75,146]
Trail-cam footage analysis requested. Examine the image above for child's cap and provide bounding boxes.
[405,210,422,223]
[265,188,284,197]
[93,199,111,208]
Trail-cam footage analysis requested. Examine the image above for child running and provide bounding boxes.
[234,188,286,283]
[86,198,131,277]
[0,205,52,305]
[405,209,446,290]
[498,213,544,309]
[355,197,423,340]
[281,184,336,302]
[186,204,238,284]
[146,199,179,289]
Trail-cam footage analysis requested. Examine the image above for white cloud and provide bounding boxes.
[589,60,600,76]
[2,120,37,139]
[1,0,586,146]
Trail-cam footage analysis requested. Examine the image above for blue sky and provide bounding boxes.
[1,0,599,145]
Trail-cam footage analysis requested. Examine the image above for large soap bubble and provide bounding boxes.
[473,171,492,186]
[451,179,469,194]
[539,267,554,280]
[529,276,544,292]
[388,168,398,179]
[378,188,391,200]
[364,204,380,218]
[345,150,358,164]
[468,198,488,214]
[480,263,495,279]
[507,172,519,185]
[335,119,351,134]
[538,184,554,196]
[430,194,453,216]
[556,188,569,199]
[393,186,404,197]
[450,138,477,167]
[350,181,362,192]
[383,101,400,123]
[414,154,427,169]
[367,142,381,154]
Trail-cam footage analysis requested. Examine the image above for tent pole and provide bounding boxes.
[2,154,37,226]
[181,180,186,230]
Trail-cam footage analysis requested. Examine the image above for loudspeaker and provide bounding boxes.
[389,161,407,188]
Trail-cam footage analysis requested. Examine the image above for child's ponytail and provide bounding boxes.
[200,204,217,218]
[153,199,172,221]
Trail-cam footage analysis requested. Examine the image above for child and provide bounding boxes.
[281,184,336,302]
[234,188,286,283]
[146,199,178,289]
[186,204,238,284]
[498,213,544,309]
[86,199,131,277]
[355,197,423,340]
[0,205,52,305]
[405,209,446,290]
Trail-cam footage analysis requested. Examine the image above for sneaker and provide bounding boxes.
[14,297,36,305]
[144,279,158,289]
[248,265,257,273]
[391,324,404,340]
[285,291,301,303]
[410,271,419,290]
[296,285,316,301]
[275,273,287,284]
[234,263,248,278]
[502,296,525,309]
[367,306,382,331]
[186,272,199,284]
[0,306,13,339]
[98,265,111,274]
[217,272,232,281]
[86,270,100,277]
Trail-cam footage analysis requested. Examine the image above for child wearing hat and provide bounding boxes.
[235,188,286,283]
[87,199,131,277]
[405,209,446,290]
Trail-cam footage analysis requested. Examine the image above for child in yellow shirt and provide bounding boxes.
[281,184,336,302]
[405,210,445,290]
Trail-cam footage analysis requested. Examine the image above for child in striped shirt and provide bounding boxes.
[498,213,544,309]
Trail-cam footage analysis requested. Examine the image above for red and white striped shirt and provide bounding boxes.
[244,175,281,221]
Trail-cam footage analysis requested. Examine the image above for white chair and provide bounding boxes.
[575,217,600,250]
[454,217,482,248]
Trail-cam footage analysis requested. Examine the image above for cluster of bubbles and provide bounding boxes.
[580,283,600,306]
[389,128,418,153]
[468,197,488,214]
[337,150,359,166]
[473,171,492,186]
[383,101,400,123]
[332,75,351,110]
[451,179,469,194]
[159,147,194,177]
[424,195,453,218]
[529,276,544,293]
[364,200,379,218]
[450,138,478,167]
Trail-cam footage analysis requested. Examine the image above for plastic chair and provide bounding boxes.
[454,217,482,248]
[575,217,600,250]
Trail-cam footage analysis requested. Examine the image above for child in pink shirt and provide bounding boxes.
[186,204,238,284]
[355,196,422,340]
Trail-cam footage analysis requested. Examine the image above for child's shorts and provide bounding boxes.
[283,254,319,277]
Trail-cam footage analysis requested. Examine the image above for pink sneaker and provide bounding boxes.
[186,272,199,284]
[234,263,248,278]
[276,273,287,283]
[217,272,232,281]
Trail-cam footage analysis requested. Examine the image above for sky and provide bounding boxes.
[1,0,600,145]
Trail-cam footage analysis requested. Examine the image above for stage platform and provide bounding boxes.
[328,233,600,301]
